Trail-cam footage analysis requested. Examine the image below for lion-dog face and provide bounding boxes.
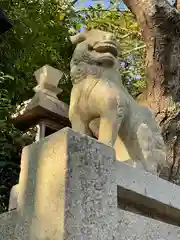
[70,29,119,70]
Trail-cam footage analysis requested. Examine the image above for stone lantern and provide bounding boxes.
[11,65,71,142]
[9,65,71,211]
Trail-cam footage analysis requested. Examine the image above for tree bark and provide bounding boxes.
[174,0,180,11]
[123,0,180,182]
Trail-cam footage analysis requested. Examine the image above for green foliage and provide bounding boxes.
[0,72,35,212]
[0,0,78,104]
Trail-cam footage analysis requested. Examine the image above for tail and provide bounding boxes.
[137,123,157,174]
[137,123,166,175]
[137,123,153,159]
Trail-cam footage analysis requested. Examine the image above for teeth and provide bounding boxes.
[93,42,118,57]
[95,43,116,48]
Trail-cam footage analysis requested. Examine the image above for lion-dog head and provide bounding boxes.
[70,29,120,84]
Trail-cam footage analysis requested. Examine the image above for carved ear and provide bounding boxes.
[70,32,86,45]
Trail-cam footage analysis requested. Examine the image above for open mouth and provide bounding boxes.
[93,40,118,57]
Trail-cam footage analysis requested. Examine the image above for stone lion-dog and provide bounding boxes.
[69,29,167,175]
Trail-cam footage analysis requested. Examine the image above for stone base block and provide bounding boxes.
[17,127,118,239]
[0,127,179,239]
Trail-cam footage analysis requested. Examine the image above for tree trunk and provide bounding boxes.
[175,0,180,10]
[123,0,180,183]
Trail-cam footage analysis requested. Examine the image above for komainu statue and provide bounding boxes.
[69,29,167,175]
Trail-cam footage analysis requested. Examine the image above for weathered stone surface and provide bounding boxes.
[34,64,63,98]
[0,210,38,240]
[1,208,180,240]
[11,65,70,132]
[0,210,17,239]
[115,160,180,225]
[117,209,180,240]
[69,29,167,175]
[8,184,19,211]
[17,127,119,239]
[11,91,70,131]
[0,128,180,239]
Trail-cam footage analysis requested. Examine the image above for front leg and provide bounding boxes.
[69,111,92,137]
[89,118,100,138]
[69,86,93,137]
[98,107,124,147]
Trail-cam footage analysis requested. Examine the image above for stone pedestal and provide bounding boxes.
[17,128,118,239]
[9,128,118,239]
[1,128,180,239]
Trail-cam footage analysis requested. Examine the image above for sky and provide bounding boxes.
[74,0,126,10]
[74,0,176,10]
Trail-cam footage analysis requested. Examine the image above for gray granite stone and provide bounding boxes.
[117,208,180,240]
[0,210,17,239]
[115,160,180,225]
[17,127,119,239]
[0,128,180,239]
